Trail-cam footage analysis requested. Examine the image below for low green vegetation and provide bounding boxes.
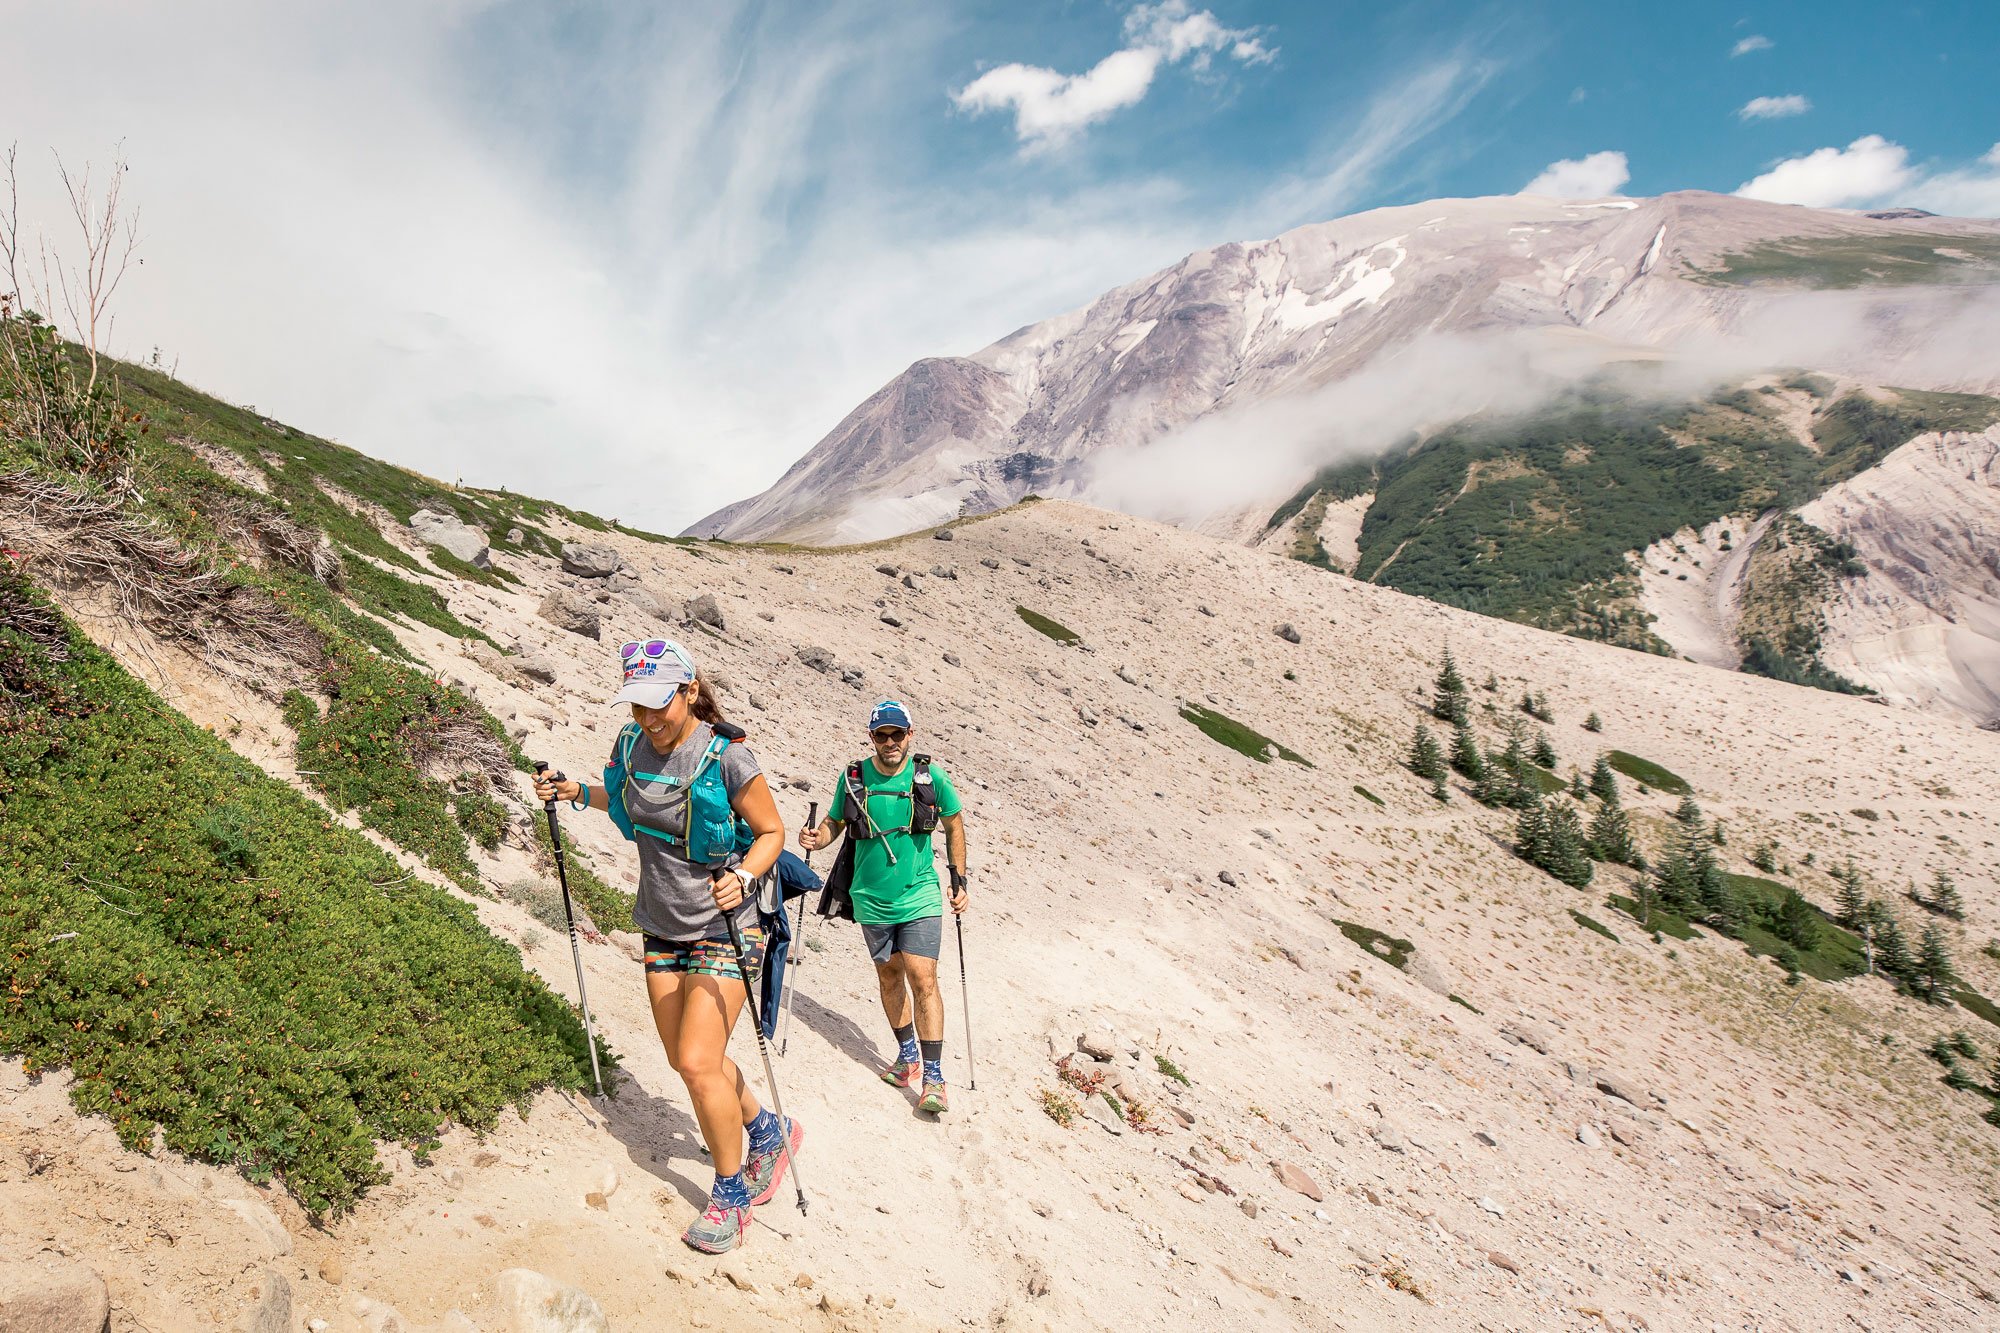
[1155,1054,1190,1086]
[1447,994,1483,1014]
[1269,378,1999,696]
[0,575,601,1217]
[1698,233,2000,290]
[1604,750,1689,795]
[1336,921,1413,972]
[1956,990,2000,1032]
[1571,910,1620,942]
[1727,874,1869,982]
[1179,703,1311,767]
[1352,783,1385,807]
[1015,605,1081,644]
[1607,895,1698,940]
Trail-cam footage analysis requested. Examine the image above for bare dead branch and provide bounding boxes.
[0,471,322,697]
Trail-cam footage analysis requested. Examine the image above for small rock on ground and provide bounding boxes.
[492,1268,610,1333]
[0,1251,111,1333]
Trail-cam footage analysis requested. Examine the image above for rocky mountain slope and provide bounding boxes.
[693,191,2000,546]
[10,354,2000,1332]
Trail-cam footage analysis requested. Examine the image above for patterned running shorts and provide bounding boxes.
[642,926,765,982]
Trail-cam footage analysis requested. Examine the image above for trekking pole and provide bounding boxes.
[716,873,807,1216]
[533,762,605,1098]
[778,801,817,1056]
[951,872,977,1091]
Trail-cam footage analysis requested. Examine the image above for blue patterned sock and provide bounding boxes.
[712,1170,750,1208]
[747,1107,782,1154]
[922,1058,944,1084]
[894,1022,918,1064]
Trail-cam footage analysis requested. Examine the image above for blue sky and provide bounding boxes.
[3,1,1996,530]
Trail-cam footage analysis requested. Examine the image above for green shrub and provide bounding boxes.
[453,784,508,852]
[1352,784,1384,807]
[0,585,603,1218]
[1570,910,1620,942]
[198,802,262,874]
[1336,921,1413,971]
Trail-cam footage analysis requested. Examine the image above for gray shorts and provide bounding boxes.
[862,915,943,966]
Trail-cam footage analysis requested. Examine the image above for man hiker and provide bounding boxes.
[797,699,967,1114]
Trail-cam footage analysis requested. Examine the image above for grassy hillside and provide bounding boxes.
[1272,378,2000,680]
[0,326,630,1214]
[0,566,602,1216]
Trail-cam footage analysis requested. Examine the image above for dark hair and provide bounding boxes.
[689,673,729,728]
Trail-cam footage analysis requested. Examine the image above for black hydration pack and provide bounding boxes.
[839,754,939,840]
[816,755,940,922]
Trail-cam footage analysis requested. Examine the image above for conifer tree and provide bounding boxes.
[1911,921,1960,1004]
[1711,821,1727,847]
[1588,799,1640,867]
[1531,690,1553,722]
[1432,652,1467,723]
[1449,718,1485,780]
[1774,889,1822,953]
[1514,798,1550,866]
[1583,711,1603,733]
[1408,722,1447,783]
[1831,861,1868,927]
[1482,671,1499,693]
[1569,770,1588,799]
[1871,905,1912,983]
[1588,755,1619,805]
[1673,794,1703,826]
[1927,869,1965,921]
[1749,840,1779,873]
[1431,772,1450,803]
[1532,729,1557,769]
[1544,802,1595,888]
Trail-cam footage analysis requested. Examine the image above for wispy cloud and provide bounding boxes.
[954,1,1274,151]
[1738,94,1810,121]
[1249,53,1499,230]
[1731,34,1773,57]
[1521,150,1631,199]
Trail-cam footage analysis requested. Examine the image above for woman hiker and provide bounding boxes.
[530,637,801,1254]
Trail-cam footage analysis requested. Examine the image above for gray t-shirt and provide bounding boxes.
[610,722,763,942]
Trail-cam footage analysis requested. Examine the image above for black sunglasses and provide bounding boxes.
[870,728,907,743]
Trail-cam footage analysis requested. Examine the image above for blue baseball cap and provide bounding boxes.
[868,699,913,732]
[612,637,697,709]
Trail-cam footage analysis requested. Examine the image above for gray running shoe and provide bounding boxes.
[682,1197,750,1254]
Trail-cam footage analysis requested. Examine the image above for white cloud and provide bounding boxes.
[1901,148,2000,218]
[1731,35,1773,57]
[954,50,1165,150]
[955,1,1274,149]
[1735,135,1916,207]
[1521,150,1630,199]
[1738,94,1810,120]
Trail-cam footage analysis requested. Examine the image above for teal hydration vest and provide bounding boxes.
[603,721,753,866]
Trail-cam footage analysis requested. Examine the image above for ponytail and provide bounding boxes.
[689,673,729,728]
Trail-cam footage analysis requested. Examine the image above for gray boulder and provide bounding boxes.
[410,508,490,569]
[687,593,725,630]
[514,651,560,684]
[241,1270,292,1333]
[1274,623,1302,644]
[0,1251,110,1333]
[797,645,836,674]
[537,587,601,639]
[492,1268,610,1333]
[933,528,954,541]
[559,542,622,579]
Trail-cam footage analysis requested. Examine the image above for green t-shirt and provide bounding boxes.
[835,756,963,926]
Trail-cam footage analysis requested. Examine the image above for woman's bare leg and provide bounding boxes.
[654,970,761,1176]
